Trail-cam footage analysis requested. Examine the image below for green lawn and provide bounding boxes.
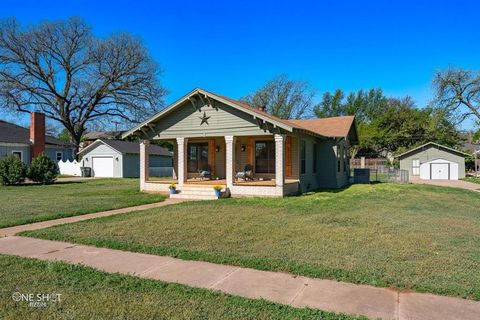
[0,179,165,228]
[23,183,480,300]
[0,255,359,320]
[463,176,480,184]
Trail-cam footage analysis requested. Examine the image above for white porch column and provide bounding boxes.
[140,140,150,191]
[225,136,236,189]
[172,140,178,180]
[176,137,187,186]
[274,134,285,194]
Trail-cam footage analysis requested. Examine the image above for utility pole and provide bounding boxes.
[112,120,120,132]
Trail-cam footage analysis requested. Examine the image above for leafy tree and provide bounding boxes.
[27,153,59,184]
[241,74,314,119]
[432,68,480,124]
[314,88,387,123]
[57,128,72,144]
[0,155,26,185]
[0,17,167,154]
[372,100,460,155]
[315,89,460,157]
[473,128,480,142]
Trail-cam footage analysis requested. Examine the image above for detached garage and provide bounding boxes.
[397,142,469,180]
[78,139,172,178]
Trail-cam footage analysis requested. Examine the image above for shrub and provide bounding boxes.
[28,153,59,184]
[0,155,27,185]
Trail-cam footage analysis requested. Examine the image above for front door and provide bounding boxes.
[431,163,449,180]
[188,143,209,172]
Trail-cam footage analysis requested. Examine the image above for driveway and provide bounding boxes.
[410,177,480,191]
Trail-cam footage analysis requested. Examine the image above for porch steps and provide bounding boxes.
[169,186,222,200]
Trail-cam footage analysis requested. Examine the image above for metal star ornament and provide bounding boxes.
[199,111,211,125]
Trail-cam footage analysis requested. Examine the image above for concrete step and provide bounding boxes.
[181,186,225,192]
[179,190,218,195]
[170,193,219,200]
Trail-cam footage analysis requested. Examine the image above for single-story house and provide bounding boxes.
[0,112,75,164]
[121,88,358,198]
[81,130,125,149]
[78,139,172,178]
[397,142,469,180]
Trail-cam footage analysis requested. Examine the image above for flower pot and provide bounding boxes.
[214,189,222,197]
[169,188,176,195]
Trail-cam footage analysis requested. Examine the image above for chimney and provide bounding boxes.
[258,105,266,112]
[30,112,46,159]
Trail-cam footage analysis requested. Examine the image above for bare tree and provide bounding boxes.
[241,74,314,119]
[0,17,167,153]
[432,68,480,124]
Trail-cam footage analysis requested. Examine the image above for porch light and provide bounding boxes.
[215,146,220,152]
[241,145,246,152]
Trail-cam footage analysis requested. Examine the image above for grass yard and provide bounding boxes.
[23,183,480,300]
[463,176,480,184]
[0,255,359,320]
[0,179,165,228]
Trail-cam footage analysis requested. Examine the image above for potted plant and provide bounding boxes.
[213,185,222,197]
[169,183,176,194]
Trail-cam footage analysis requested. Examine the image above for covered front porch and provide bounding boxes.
[139,134,300,197]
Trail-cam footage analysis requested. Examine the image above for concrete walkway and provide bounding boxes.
[0,236,479,320]
[0,198,185,237]
[410,177,480,191]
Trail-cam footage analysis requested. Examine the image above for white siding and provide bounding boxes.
[419,158,459,180]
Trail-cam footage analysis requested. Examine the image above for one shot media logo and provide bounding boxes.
[12,292,62,308]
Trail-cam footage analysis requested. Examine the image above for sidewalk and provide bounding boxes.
[0,198,186,237]
[1,236,479,320]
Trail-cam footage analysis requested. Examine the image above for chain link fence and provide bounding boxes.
[368,167,409,183]
[350,158,409,184]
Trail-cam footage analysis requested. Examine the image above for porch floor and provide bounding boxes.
[147,178,299,187]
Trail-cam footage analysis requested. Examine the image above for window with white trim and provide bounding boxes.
[412,159,420,175]
[56,151,63,161]
[12,150,23,161]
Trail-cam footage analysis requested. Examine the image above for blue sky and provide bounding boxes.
[2,0,480,130]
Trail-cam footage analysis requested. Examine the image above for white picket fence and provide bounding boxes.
[58,160,82,176]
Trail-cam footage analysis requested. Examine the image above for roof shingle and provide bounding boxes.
[79,139,172,157]
[0,119,73,147]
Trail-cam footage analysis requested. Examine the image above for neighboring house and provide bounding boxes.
[397,142,469,180]
[0,112,75,165]
[77,139,172,178]
[463,141,480,155]
[122,88,358,197]
[81,131,125,148]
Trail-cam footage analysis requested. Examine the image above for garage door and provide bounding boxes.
[92,156,114,177]
[431,163,449,180]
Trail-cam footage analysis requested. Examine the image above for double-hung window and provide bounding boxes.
[300,140,306,174]
[412,159,420,176]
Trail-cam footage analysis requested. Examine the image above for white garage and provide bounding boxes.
[91,156,114,177]
[397,142,469,181]
[419,158,459,180]
[77,139,173,178]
